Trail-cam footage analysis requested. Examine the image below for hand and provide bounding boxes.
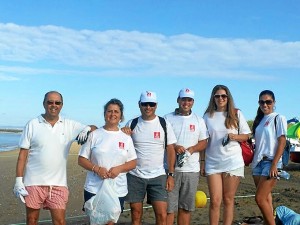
[177,150,191,168]
[121,127,132,136]
[76,126,91,145]
[13,177,28,203]
[166,176,175,192]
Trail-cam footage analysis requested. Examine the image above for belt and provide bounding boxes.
[262,156,272,161]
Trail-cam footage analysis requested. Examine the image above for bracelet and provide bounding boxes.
[91,165,96,173]
[201,159,205,161]
[97,167,101,174]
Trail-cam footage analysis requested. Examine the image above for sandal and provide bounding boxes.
[242,216,264,224]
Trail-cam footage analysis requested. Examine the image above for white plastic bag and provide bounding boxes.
[84,179,121,225]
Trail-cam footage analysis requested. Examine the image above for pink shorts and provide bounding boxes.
[25,186,69,210]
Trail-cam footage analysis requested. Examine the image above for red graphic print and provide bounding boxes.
[154,132,161,139]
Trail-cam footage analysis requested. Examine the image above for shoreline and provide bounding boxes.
[0,129,22,133]
[1,145,300,224]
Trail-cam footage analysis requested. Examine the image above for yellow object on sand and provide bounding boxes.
[195,191,207,208]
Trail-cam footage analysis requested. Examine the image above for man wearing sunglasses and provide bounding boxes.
[125,91,177,225]
[14,91,95,225]
[164,88,208,225]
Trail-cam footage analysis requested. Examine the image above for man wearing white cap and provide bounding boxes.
[125,91,177,225]
[164,88,208,225]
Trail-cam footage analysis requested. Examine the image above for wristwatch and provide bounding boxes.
[167,172,175,177]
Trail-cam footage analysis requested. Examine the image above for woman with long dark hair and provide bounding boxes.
[252,90,287,225]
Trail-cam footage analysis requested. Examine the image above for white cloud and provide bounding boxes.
[0,23,299,79]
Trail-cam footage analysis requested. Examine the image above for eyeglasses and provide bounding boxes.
[140,102,157,107]
[214,94,228,99]
[47,101,62,106]
[180,97,193,102]
[258,100,273,105]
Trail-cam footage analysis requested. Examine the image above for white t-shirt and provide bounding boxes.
[126,116,177,179]
[203,110,251,174]
[79,128,137,197]
[164,112,209,172]
[19,115,86,187]
[252,113,287,169]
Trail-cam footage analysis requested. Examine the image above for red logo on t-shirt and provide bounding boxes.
[119,142,125,149]
[190,124,195,132]
[264,121,270,127]
[154,132,160,139]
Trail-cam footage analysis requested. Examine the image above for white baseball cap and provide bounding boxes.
[140,91,157,103]
[178,88,195,99]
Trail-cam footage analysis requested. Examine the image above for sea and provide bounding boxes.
[0,127,22,152]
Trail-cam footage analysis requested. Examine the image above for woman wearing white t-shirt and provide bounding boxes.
[78,98,137,225]
[252,90,287,225]
[203,85,251,225]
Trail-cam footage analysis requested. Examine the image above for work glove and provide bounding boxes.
[177,150,191,168]
[13,177,28,203]
[76,126,91,145]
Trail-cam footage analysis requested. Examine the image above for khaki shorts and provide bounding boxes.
[25,186,69,210]
[167,172,199,213]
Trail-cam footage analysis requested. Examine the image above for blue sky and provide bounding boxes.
[0,1,299,127]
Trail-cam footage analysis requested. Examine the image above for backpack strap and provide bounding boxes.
[158,116,167,149]
[130,117,139,131]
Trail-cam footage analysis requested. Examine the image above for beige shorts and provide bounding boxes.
[25,186,69,210]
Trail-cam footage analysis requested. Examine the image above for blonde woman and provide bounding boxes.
[203,85,251,225]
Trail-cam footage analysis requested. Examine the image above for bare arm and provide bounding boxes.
[78,155,109,179]
[109,159,137,179]
[166,144,176,191]
[187,139,207,154]
[270,135,286,177]
[228,133,250,142]
[16,148,29,177]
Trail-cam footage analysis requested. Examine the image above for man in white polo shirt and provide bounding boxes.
[165,88,208,225]
[125,91,177,225]
[13,91,94,225]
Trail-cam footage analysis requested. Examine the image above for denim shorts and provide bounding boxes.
[252,160,282,177]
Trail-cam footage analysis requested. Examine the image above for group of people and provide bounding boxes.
[12,86,292,225]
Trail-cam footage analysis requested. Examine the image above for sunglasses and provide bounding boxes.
[47,101,62,106]
[214,94,228,99]
[258,100,273,105]
[140,102,157,107]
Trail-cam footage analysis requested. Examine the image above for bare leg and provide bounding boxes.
[177,208,191,225]
[167,212,175,225]
[207,174,223,225]
[152,200,168,225]
[222,173,240,225]
[254,176,276,225]
[50,208,66,225]
[130,202,143,225]
[26,207,40,225]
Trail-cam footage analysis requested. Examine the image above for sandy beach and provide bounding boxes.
[1,144,299,225]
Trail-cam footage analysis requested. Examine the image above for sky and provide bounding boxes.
[0,0,300,128]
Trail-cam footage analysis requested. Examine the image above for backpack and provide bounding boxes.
[274,115,291,166]
[130,116,167,149]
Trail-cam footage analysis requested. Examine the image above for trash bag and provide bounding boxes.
[84,179,121,225]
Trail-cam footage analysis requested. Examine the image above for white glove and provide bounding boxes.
[13,177,28,203]
[76,126,92,145]
[177,150,191,168]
